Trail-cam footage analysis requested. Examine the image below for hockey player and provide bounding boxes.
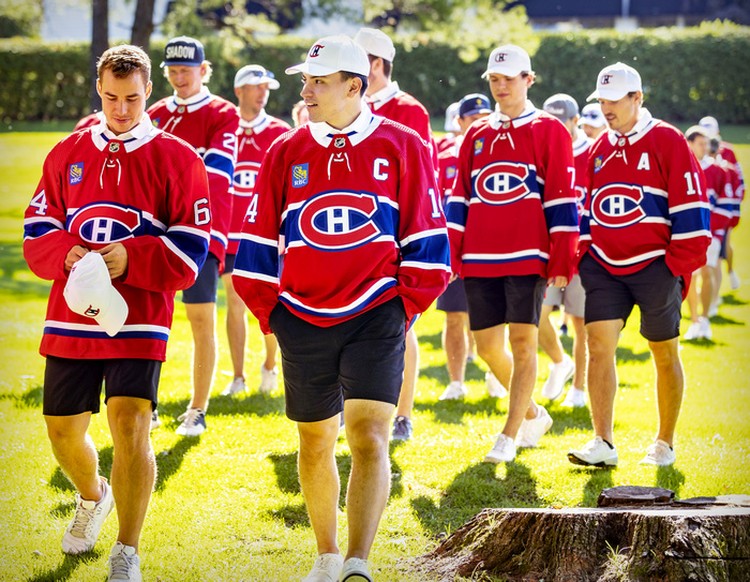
[568,63,711,468]
[445,45,579,463]
[147,36,239,436]
[221,64,290,398]
[232,35,450,581]
[23,45,210,581]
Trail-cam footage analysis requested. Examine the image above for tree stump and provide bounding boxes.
[411,493,750,581]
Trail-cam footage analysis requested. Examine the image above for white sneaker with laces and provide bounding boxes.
[439,381,468,401]
[683,321,702,340]
[541,355,574,400]
[108,541,141,581]
[568,436,618,467]
[516,405,553,448]
[640,439,676,466]
[302,552,343,582]
[698,316,712,340]
[484,433,516,463]
[259,365,278,394]
[485,371,508,398]
[340,556,373,581]
[221,377,247,396]
[176,408,206,437]
[729,270,741,290]
[561,386,586,408]
[62,478,115,554]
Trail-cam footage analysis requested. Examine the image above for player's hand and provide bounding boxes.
[64,245,89,272]
[548,275,569,288]
[97,243,128,279]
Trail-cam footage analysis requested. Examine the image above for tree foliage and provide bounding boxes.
[0,0,42,38]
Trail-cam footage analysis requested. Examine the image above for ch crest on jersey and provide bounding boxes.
[233,161,261,194]
[69,163,84,185]
[298,191,382,251]
[473,161,531,205]
[292,164,309,188]
[591,183,646,228]
[68,202,143,246]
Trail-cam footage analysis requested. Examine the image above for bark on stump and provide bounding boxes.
[412,496,750,581]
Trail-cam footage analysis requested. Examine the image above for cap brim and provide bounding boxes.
[285,62,339,76]
[160,60,201,68]
[461,108,492,117]
[587,88,629,102]
[235,78,281,90]
[96,287,129,337]
[482,66,524,79]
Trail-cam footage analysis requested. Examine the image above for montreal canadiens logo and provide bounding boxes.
[68,202,142,246]
[298,191,381,250]
[591,183,646,228]
[474,161,531,205]
[233,161,261,195]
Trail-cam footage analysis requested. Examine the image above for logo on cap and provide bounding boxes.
[85,305,101,317]
[495,53,507,63]
[601,74,613,85]
[309,45,324,58]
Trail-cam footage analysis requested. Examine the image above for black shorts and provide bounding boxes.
[579,254,683,342]
[464,275,547,331]
[436,278,468,312]
[43,356,161,416]
[269,297,406,423]
[223,253,236,274]
[182,254,219,304]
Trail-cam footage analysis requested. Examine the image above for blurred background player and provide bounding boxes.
[354,27,438,441]
[538,93,591,408]
[291,99,309,126]
[579,103,607,141]
[221,64,290,397]
[445,45,579,463]
[147,36,239,436]
[435,93,507,406]
[436,101,461,154]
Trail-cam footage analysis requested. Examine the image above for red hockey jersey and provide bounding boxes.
[228,111,291,256]
[579,109,711,278]
[232,111,451,334]
[147,87,238,267]
[23,115,211,361]
[702,156,733,241]
[445,102,579,281]
[572,130,593,219]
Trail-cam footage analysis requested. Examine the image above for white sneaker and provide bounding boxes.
[258,365,278,394]
[302,553,343,582]
[150,410,161,431]
[484,433,516,463]
[62,478,115,554]
[729,270,741,290]
[640,439,676,466]
[698,316,712,340]
[561,386,586,408]
[340,557,373,581]
[516,405,553,448]
[708,301,719,318]
[568,436,618,467]
[683,321,702,340]
[221,377,247,396]
[108,541,142,581]
[541,355,574,400]
[439,381,468,401]
[176,408,206,437]
[485,371,508,398]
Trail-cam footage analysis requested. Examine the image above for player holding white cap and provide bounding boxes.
[232,35,450,581]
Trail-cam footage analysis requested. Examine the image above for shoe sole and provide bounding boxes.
[341,575,373,582]
[567,452,617,467]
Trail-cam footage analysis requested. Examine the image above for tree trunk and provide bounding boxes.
[412,505,750,581]
[89,0,109,112]
[131,0,155,50]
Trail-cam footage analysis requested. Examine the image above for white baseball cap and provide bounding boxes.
[482,44,532,79]
[234,65,280,89]
[64,252,128,337]
[579,103,606,128]
[587,62,642,101]
[444,102,460,132]
[699,116,720,138]
[285,35,370,77]
[353,27,396,61]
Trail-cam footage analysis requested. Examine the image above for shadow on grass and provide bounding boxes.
[27,550,103,582]
[656,465,685,498]
[417,331,442,351]
[413,397,500,426]
[411,461,542,536]
[0,384,44,408]
[720,293,747,306]
[569,465,616,507]
[156,392,285,423]
[545,404,592,435]
[154,437,201,492]
[709,313,745,327]
[615,345,651,363]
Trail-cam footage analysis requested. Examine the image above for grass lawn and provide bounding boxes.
[0,133,748,581]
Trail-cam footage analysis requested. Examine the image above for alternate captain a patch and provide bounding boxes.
[292,163,309,188]
[69,162,84,185]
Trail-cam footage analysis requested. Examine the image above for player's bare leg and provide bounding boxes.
[45,412,102,501]
[222,273,247,383]
[185,302,217,411]
[473,324,512,388]
[585,319,622,444]
[648,338,684,447]
[343,399,394,560]
[699,266,714,318]
[538,304,564,364]
[106,396,155,549]
[571,316,587,390]
[394,327,418,418]
[501,323,539,438]
[685,271,700,323]
[443,311,469,384]
[262,333,278,373]
[297,415,341,556]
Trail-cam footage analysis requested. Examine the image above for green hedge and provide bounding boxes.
[2,24,749,125]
